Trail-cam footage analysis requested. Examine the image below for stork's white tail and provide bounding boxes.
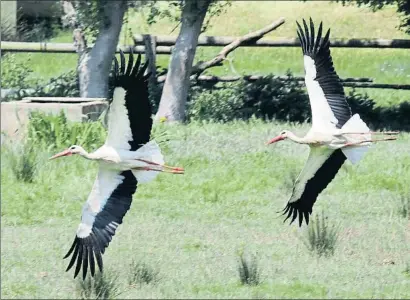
[131,140,164,183]
[341,114,371,164]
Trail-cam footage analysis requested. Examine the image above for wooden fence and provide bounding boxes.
[2,34,410,90]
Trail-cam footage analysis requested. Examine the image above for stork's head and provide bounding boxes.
[266,130,289,145]
[49,145,86,160]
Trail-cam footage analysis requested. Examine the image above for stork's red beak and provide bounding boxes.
[266,135,285,145]
[49,149,72,160]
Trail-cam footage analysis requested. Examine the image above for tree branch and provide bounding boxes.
[190,17,285,77]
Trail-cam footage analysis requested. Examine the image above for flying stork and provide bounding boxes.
[266,18,398,226]
[50,51,184,280]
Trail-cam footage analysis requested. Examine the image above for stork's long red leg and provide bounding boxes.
[134,159,184,174]
[343,131,399,135]
[133,166,184,174]
[344,136,398,147]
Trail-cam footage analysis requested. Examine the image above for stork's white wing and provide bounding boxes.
[297,18,352,131]
[105,87,133,150]
[282,147,347,226]
[64,168,137,279]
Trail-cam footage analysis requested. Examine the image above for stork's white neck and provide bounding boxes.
[287,131,308,144]
[78,148,94,160]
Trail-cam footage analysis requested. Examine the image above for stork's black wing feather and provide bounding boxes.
[297,18,352,128]
[64,170,137,280]
[110,50,153,151]
[282,149,346,226]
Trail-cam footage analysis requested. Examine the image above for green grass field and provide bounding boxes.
[6,1,409,106]
[2,2,410,298]
[1,120,410,298]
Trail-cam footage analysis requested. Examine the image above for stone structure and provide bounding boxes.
[1,97,108,140]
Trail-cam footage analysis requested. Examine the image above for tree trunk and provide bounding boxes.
[155,0,212,122]
[78,1,127,98]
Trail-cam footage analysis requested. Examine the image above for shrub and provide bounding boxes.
[1,54,36,90]
[237,252,261,286]
[303,212,339,257]
[3,70,79,101]
[187,83,246,122]
[239,73,310,122]
[127,260,159,287]
[76,271,121,300]
[5,141,38,183]
[186,74,410,131]
[27,111,106,151]
[398,194,410,219]
[187,73,310,123]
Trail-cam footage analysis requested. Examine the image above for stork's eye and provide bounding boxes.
[70,146,76,150]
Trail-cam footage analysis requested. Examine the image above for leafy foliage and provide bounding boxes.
[4,142,38,183]
[27,111,106,152]
[66,1,147,42]
[187,73,310,122]
[145,0,231,33]
[237,252,261,286]
[1,15,60,43]
[347,89,410,131]
[3,70,80,101]
[187,84,246,122]
[1,54,36,89]
[186,73,410,131]
[303,212,339,257]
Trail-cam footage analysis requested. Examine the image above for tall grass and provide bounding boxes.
[27,111,106,151]
[127,260,159,287]
[303,212,339,257]
[237,252,261,286]
[76,271,121,300]
[4,142,38,183]
[398,194,410,219]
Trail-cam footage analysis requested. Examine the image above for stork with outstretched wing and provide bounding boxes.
[50,51,184,280]
[266,18,398,226]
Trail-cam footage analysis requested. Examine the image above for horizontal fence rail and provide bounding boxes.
[2,37,409,90]
[133,34,410,49]
[157,75,374,83]
[0,41,173,54]
[157,75,410,90]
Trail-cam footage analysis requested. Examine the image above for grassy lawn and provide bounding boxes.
[2,120,410,298]
[5,1,409,106]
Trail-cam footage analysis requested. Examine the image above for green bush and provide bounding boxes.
[27,111,106,151]
[398,194,410,219]
[302,212,339,257]
[186,74,410,131]
[3,69,79,101]
[187,83,246,122]
[4,141,38,183]
[237,252,261,286]
[187,73,310,123]
[1,54,36,89]
[76,270,121,300]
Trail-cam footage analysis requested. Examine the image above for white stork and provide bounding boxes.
[266,18,398,226]
[50,51,184,280]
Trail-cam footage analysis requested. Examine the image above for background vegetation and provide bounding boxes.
[1,1,409,299]
[2,1,409,106]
